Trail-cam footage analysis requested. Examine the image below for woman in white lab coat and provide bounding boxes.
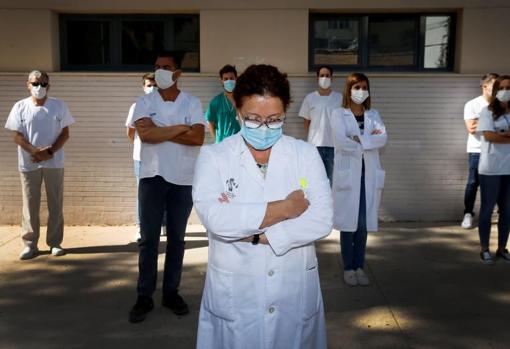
[193,64,333,349]
[329,73,387,287]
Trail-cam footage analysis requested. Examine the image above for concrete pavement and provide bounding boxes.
[0,223,509,349]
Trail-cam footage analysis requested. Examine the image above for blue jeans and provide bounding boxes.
[341,163,367,271]
[464,153,480,215]
[478,174,510,250]
[137,176,193,297]
[317,146,334,185]
[134,160,141,226]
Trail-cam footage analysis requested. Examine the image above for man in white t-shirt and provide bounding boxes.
[461,73,499,229]
[125,73,158,242]
[4,70,75,260]
[299,65,342,184]
[128,51,206,323]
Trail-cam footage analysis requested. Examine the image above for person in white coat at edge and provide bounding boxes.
[192,64,333,349]
[329,73,387,287]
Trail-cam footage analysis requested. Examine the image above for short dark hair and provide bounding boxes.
[142,72,155,85]
[219,65,237,78]
[480,73,499,86]
[156,50,181,69]
[316,65,333,77]
[233,64,291,112]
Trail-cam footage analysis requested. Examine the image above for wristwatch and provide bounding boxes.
[252,234,260,245]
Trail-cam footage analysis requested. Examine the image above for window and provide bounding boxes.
[60,14,199,71]
[309,13,455,72]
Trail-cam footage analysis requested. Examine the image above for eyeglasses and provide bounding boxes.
[243,114,286,129]
[30,82,48,88]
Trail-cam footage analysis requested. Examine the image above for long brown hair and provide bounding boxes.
[341,73,371,110]
[488,75,510,120]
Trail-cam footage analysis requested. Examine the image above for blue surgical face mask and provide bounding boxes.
[240,124,283,150]
[223,79,236,93]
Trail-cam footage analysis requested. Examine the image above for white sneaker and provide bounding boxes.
[343,270,358,286]
[461,213,473,229]
[355,268,370,286]
[50,246,66,257]
[19,247,38,260]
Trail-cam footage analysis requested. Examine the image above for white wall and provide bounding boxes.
[0,73,480,224]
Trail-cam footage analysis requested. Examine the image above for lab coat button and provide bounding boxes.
[268,306,275,314]
[268,270,274,277]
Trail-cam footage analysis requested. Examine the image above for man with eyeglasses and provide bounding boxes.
[4,70,75,260]
[128,51,206,323]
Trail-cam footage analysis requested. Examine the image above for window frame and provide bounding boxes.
[309,12,456,72]
[59,14,200,72]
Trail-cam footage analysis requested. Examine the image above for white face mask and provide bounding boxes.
[155,69,175,89]
[496,90,510,103]
[351,89,369,105]
[143,86,157,94]
[31,85,47,100]
[318,77,331,90]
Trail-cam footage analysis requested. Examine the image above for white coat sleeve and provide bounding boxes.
[359,110,387,151]
[331,109,360,154]
[264,145,333,256]
[192,146,267,241]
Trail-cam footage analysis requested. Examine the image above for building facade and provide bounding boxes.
[1,1,509,224]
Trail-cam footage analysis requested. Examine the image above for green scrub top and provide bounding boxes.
[205,92,240,143]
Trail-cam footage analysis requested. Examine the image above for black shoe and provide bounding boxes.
[162,292,189,316]
[129,296,154,323]
[496,249,510,263]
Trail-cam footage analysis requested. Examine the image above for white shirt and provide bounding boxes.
[299,91,342,147]
[477,107,510,175]
[125,103,141,161]
[131,90,205,185]
[4,97,75,172]
[464,95,489,153]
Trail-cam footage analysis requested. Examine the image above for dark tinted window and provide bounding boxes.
[66,21,110,65]
[60,14,199,71]
[369,17,417,67]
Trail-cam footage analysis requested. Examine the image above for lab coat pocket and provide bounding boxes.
[333,169,352,191]
[302,264,321,320]
[203,264,235,321]
[376,169,386,189]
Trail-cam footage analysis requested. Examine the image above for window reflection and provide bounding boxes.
[424,16,451,69]
[312,19,359,66]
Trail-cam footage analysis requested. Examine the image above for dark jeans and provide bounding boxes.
[478,175,510,250]
[137,176,193,298]
[135,161,166,227]
[464,153,480,215]
[317,146,334,185]
[341,163,367,271]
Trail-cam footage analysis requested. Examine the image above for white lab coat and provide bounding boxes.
[329,108,387,232]
[193,133,333,349]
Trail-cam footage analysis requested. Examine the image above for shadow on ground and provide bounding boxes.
[0,223,509,349]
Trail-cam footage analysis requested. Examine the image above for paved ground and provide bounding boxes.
[1,222,509,349]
